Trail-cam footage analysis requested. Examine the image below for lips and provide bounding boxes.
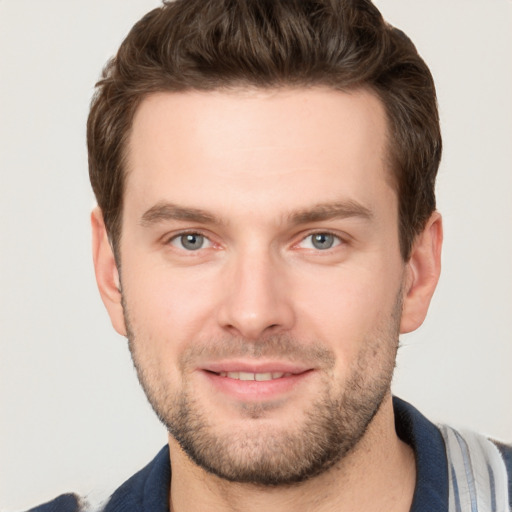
[199,362,313,401]
[217,371,293,381]
[202,360,310,376]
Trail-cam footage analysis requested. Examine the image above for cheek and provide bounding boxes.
[121,260,220,347]
[293,263,402,351]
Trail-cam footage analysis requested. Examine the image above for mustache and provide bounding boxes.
[179,333,336,370]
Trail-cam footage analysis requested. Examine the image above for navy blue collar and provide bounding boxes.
[393,396,448,511]
[105,397,448,511]
[105,444,171,512]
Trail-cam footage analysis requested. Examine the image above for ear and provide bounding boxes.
[91,207,127,336]
[400,212,443,334]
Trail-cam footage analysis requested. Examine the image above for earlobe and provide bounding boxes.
[91,207,127,336]
[400,212,443,334]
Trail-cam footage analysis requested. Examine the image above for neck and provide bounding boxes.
[168,394,416,512]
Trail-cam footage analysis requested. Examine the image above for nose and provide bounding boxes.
[216,247,295,340]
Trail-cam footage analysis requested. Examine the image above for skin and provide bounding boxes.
[92,87,442,512]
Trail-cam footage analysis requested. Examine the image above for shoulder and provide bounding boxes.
[25,493,84,512]
[24,445,170,512]
[440,426,512,510]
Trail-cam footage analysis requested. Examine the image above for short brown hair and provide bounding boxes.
[87,0,441,261]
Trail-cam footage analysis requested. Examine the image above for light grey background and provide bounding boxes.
[1,1,511,510]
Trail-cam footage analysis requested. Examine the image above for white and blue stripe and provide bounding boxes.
[441,425,510,512]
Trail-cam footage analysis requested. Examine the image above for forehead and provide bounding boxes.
[124,87,394,222]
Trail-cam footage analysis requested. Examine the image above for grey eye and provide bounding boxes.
[177,233,206,250]
[311,233,336,250]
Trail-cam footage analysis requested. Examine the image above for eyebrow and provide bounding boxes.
[288,201,373,225]
[140,199,373,228]
[140,202,220,227]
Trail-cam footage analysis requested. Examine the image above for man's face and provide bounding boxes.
[115,88,407,484]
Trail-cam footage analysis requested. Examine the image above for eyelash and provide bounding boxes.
[164,230,345,253]
[166,230,214,251]
[296,231,345,251]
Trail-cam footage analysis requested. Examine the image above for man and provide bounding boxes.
[28,0,511,511]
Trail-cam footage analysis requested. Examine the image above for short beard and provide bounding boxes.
[125,295,401,487]
[167,363,389,486]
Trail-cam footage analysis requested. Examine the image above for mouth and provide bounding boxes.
[199,363,314,401]
[215,371,294,381]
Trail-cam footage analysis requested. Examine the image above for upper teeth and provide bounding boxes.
[218,371,291,381]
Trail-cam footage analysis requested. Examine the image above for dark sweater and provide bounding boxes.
[27,397,512,512]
